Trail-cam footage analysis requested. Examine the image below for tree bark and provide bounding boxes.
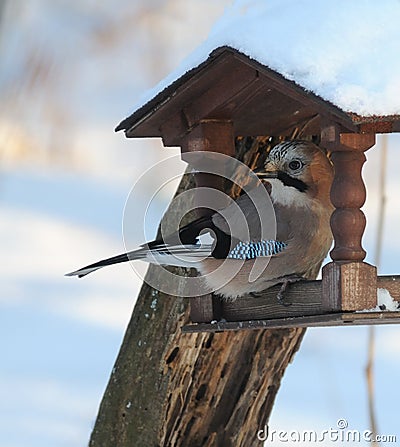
[89,137,306,447]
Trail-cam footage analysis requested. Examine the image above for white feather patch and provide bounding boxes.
[269,178,309,207]
[144,244,213,268]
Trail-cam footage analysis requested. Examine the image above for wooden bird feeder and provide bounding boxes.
[116,46,400,331]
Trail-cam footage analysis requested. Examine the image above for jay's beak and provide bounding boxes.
[253,167,279,179]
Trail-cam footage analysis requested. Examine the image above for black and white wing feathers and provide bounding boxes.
[66,192,286,278]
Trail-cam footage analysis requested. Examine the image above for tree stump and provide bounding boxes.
[89,137,307,447]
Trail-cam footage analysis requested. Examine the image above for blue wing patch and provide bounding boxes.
[227,240,287,260]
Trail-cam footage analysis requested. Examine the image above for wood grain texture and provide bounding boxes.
[322,262,377,311]
[89,136,308,447]
[379,275,400,299]
[327,132,375,261]
[188,275,400,325]
[222,280,323,321]
[183,312,400,333]
[160,325,305,446]
[89,174,196,447]
[184,276,400,332]
[119,47,360,141]
[190,295,222,323]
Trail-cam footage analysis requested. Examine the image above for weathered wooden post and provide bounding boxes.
[89,46,400,446]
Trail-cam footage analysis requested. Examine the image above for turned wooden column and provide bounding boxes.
[181,120,236,322]
[321,129,377,311]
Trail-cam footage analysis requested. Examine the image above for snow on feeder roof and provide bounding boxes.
[117,0,400,140]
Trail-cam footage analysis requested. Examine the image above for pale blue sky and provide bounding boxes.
[1,1,399,446]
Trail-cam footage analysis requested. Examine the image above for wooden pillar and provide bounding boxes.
[181,120,235,323]
[321,128,377,311]
[181,119,235,192]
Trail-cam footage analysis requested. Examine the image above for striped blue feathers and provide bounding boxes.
[227,240,287,260]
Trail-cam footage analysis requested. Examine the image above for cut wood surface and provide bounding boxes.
[214,275,400,323]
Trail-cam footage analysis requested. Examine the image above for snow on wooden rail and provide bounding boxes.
[183,275,400,332]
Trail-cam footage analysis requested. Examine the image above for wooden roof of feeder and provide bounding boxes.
[116,46,400,142]
[116,46,400,331]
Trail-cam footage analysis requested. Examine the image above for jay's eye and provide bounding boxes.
[288,159,303,171]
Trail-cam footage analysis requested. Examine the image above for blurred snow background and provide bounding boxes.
[0,1,399,446]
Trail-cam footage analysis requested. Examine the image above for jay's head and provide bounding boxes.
[256,141,334,207]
